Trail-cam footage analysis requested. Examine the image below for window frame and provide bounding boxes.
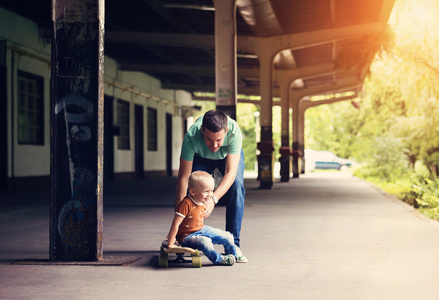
[117,100,130,150]
[17,70,45,146]
[147,107,158,151]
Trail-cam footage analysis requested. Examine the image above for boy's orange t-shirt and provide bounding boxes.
[175,196,206,243]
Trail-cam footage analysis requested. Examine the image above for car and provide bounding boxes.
[304,149,354,172]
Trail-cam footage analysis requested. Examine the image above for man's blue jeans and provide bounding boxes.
[182,225,237,264]
[192,149,245,247]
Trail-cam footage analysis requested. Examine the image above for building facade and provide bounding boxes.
[0,7,194,190]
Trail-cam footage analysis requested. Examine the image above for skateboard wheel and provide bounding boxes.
[159,246,169,267]
[159,254,168,267]
[192,256,202,268]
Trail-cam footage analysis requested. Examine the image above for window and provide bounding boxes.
[147,108,157,151]
[117,100,130,150]
[17,71,44,145]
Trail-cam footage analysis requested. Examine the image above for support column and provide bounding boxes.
[50,0,104,261]
[291,82,360,178]
[298,108,306,174]
[257,55,275,189]
[298,91,359,174]
[213,0,237,120]
[278,76,292,182]
[291,94,301,178]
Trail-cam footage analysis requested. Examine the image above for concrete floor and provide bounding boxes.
[2,172,439,299]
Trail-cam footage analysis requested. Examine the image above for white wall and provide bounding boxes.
[1,8,52,177]
[1,7,194,182]
[14,54,51,177]
[104,65,192,174]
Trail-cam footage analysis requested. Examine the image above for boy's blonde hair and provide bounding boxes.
[188,171,214,190]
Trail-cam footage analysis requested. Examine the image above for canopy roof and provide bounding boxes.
[1,0,395,97]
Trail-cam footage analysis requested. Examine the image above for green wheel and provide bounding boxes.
[159,254,168,267]
[192,256,202,268]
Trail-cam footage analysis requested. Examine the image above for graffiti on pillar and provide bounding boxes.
[50,2,104,261]
[61,56,92,93]
[51,20,100,260]
[258,156,272,180]
[217,88,231,105]
[218,88,231,97]
[54,93,96,258]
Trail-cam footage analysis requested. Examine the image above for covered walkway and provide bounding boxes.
[2,173,439,299]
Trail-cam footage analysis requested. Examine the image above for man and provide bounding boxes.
[175,110,247,262]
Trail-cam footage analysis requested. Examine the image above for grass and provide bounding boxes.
[362,175,439,221]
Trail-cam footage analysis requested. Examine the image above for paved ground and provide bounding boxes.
[2,172,439,299]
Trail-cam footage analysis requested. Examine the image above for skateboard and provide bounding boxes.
[159,240,202,268]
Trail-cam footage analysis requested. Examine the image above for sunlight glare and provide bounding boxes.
[390,0,439,31]
[410,0,437,29]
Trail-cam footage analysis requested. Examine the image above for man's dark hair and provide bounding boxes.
[202,110,228,132]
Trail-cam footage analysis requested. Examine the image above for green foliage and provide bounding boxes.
[193,0,439,217]
[305,0,439,221]
[192,101,216,121]
[409,174,439,208]
[354,135,409,180]
[306,100,369,160]
[236,103,259,170]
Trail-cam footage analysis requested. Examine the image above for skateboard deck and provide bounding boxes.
[159,240,202,268]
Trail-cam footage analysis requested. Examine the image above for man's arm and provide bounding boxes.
[175,157,193,207]
[204,152,240,218]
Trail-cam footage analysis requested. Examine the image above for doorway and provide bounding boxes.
[166,113,172,177]
[103,96,114,183]
[0,41,7,190]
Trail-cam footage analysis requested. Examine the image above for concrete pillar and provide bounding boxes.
[50,0,104,261]
[299,93,359,173]
[236,23,383,187]
[291,94,301,178]
[275,64,337,181]
[257,54,275,189]
[291,82,361,178]
[278,75,292,182]
[213,0,237,120]
[298,107,306,174]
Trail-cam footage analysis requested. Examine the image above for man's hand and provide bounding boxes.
[204,198,215,218]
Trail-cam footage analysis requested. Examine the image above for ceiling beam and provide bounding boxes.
[105,31,215,49]
[301,93,358,110]
[106,21,385,53]
[121,62,339,84]
[291,77,361,103]
[161,83,280,97]
[144,0,194,33]
[120,62,260,78]
[239,22,385,55]
[379,0,396,22]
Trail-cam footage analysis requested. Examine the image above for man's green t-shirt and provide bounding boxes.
[180,115,242,161]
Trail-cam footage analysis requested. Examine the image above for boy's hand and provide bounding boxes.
[204,199,215,218]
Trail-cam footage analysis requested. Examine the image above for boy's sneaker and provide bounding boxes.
[219,254,235,266]
[235,247,248,263]
[236,255,248,263]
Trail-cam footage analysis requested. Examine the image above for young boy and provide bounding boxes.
[166,171,247,265]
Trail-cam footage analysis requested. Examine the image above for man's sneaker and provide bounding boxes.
[219,254,235,266]
[235,247,248,263]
